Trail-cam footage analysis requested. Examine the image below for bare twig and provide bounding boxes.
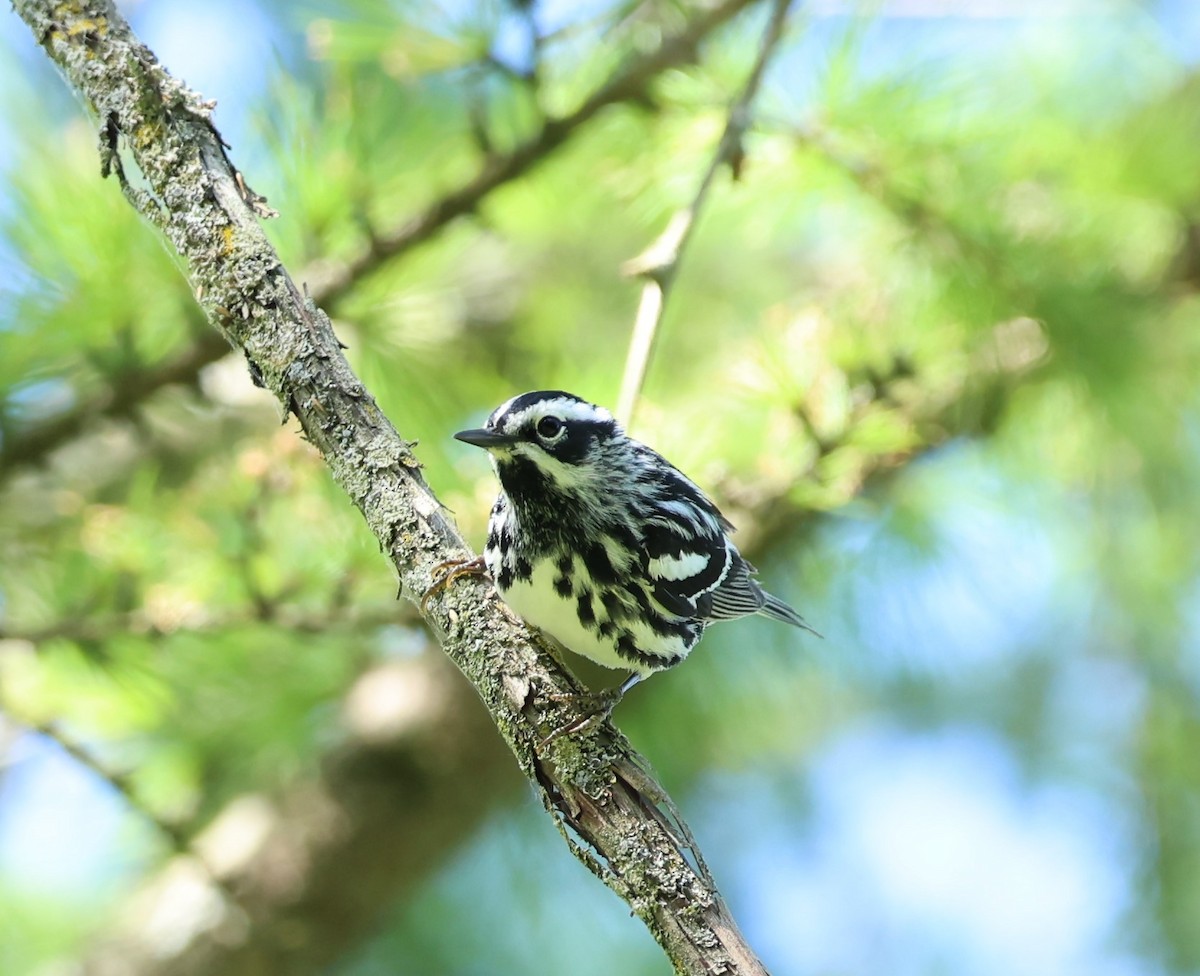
[306,0,762,306]
[13,1,772,972]
[617,0,793,426]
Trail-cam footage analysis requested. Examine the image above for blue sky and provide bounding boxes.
[719,724,1137,976]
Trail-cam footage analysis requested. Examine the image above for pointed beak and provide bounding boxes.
[454,427,520,450]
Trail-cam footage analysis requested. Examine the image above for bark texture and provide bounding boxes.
[12,1,773,973]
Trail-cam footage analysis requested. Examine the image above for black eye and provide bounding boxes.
[536,416,564,439]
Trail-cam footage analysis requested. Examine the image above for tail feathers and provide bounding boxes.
[759,591,823,638]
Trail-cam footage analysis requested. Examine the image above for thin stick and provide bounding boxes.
[311,0,762,306]
[617,0,794,426]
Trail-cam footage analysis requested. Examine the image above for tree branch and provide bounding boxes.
[13,1,773,972]
[617,0,792,426]
[0,599,408,648]
[0,0,759,483]
[307,0,762,306]
[36,309,1043,976]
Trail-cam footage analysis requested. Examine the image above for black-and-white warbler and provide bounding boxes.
[439,390,816,718]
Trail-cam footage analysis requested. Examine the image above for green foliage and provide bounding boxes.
[3,1,1200,974]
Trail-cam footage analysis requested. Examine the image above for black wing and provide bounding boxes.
[635,452,761,621]
[634,448,816,632]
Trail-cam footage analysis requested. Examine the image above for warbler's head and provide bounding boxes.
[454,391,623,489]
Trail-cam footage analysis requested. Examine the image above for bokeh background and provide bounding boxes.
[3,0,1200,974]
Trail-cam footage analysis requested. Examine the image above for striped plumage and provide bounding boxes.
[455,391,815,681]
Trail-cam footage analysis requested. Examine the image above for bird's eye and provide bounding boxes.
[536,416,564,439]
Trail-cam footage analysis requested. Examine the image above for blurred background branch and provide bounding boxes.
[66,653,520,976]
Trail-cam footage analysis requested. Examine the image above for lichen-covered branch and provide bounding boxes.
[12,1,773,972]
[0,0,758,482]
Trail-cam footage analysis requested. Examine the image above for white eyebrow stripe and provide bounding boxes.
[552,399,613,423]
[496,397,614,431]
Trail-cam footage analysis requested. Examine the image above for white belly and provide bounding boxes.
[500,559,633,671]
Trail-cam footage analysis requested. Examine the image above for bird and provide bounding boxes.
[432,390,817,727]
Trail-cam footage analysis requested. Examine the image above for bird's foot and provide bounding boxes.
[420,555,489,611]
[541,687,625,746]
[540,673,641,745]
